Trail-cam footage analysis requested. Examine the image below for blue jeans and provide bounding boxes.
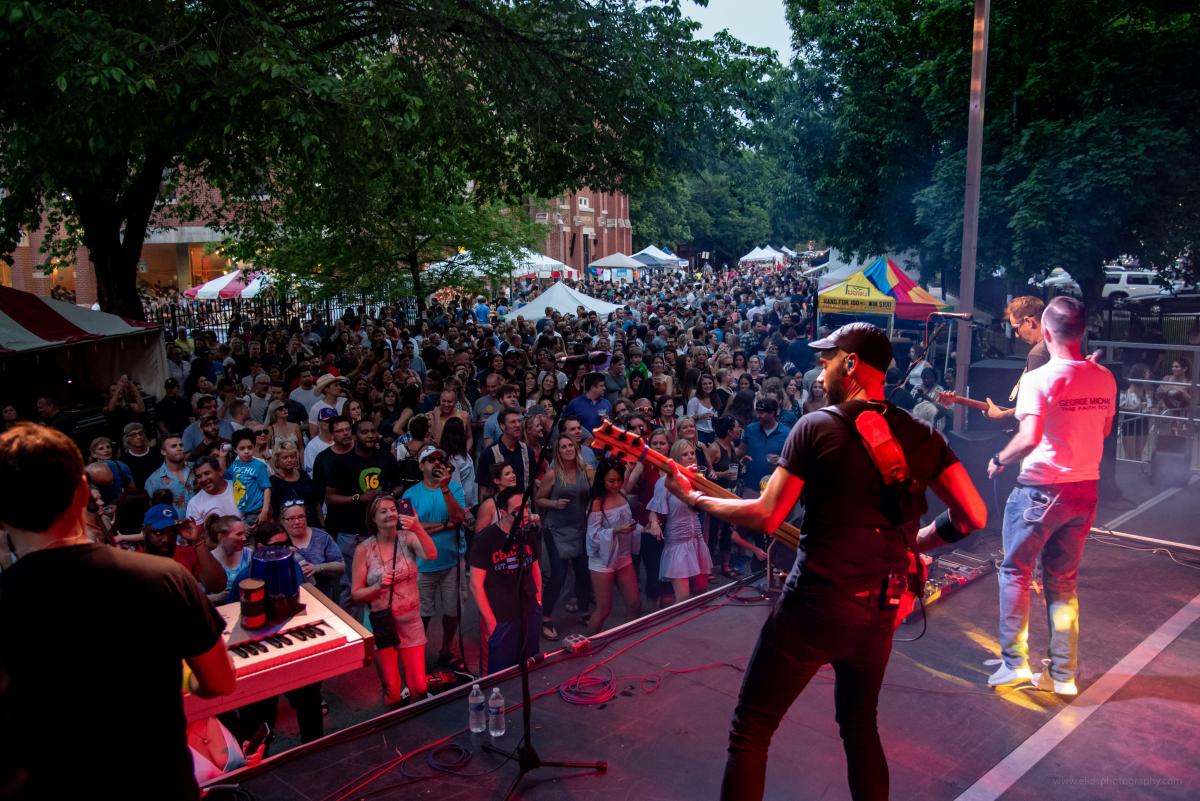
[998,481,1098,680]
[487,604,543,674]
[720,587,895,801]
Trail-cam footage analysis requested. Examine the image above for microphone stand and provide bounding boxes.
[481,403,607,799]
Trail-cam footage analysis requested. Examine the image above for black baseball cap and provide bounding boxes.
[809,322,893,373]
[755,397,779,414]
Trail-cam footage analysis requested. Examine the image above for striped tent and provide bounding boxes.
[184,269,271,299]
[0,285,166,393]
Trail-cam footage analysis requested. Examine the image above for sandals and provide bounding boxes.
[722,565,740,579]
[542,621,560,641]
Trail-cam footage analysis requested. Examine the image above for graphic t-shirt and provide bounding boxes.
[1015,357,1116,485]
[468,523,540,622]
[316,449,401,536]
[227,457,271,513]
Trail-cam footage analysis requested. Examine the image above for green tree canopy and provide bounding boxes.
[772,0,1198,302]
[0,1,772,317]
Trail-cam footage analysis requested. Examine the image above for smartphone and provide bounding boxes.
[397,498,416,518]
[244,721,271,753]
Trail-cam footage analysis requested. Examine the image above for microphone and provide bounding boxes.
[931,312,973,321]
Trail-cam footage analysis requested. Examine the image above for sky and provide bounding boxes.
[684,0,795,62]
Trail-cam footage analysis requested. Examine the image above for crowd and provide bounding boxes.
[1,257,1110,778]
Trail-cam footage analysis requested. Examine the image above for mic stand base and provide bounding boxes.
[482,740,607,801]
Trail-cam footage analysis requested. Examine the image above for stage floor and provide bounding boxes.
[232,466,1200,801]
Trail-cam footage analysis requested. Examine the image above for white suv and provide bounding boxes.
[1041,269,1162,301]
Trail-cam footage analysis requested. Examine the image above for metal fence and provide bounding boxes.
[143,293,419,341]
[1092,339,1198,474]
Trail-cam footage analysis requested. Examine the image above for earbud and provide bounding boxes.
[846,356,857,371]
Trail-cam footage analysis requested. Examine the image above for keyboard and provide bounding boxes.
[184,584,374,720]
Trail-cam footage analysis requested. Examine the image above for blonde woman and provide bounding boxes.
[536,434,595,638]
[647,439,711,604]
[351,495,437,706]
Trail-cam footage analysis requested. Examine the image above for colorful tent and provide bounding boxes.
[817,271,896,332]
[861,257,950,320]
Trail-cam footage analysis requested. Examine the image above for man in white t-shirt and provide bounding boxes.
[985,296,1115,696]
[307,373,347,437]
[185,455,243,525]
[289,367,320,412]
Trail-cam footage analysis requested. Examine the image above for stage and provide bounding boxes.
[225,464,1200,800]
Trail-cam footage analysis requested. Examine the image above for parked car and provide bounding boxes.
[1122,290,1200,317]
[1040,269,1164,302]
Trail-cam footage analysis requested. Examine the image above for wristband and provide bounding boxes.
[933,509,968,543]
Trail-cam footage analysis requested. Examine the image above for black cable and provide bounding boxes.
[892,593,927,642]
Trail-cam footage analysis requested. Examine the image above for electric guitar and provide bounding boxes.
[934,390,1001,414]
[590,420,921,626]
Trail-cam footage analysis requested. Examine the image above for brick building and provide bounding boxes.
[3,200,230,308]
[536,189,632,273]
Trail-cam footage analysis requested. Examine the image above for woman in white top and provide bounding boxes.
[585,461,641,634]
[686,372,720,444]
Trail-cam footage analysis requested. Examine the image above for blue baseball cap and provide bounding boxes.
[143,504,180,531]
[318,407,338,421]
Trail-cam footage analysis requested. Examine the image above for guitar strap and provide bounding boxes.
[823,403,926,619]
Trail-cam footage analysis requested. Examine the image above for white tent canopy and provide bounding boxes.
[588,252,643,269]
[432,247,578,281]
[633,245,675,262]
[505,281,622,321]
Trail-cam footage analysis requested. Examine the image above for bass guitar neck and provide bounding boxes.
[591,421,801,549]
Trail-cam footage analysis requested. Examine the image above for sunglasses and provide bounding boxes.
[281,499,306,508]
[425,456,445,465]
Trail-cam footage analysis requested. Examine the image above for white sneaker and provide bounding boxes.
[987,662,1033,686]
[1031,671,1078,696]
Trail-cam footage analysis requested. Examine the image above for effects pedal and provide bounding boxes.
[563,633,591,654]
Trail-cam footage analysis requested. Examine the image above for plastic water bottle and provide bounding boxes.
[468,684,486,733]
[486,687,506,737]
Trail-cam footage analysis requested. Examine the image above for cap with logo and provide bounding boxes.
[809,322,894,373]
[143,504,180,531]
[418,445,446,463]
[317,407,339,421]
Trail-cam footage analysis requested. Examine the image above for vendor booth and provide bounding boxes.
[816,271,896,333]
[505,281,622,322]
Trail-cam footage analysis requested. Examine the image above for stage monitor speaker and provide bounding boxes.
[948,429,1019,519]
[963,359,1025,431]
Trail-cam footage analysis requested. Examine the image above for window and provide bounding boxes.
[577,196,591,210]
[1128,275,1150,285]
[1104,274,1120,284]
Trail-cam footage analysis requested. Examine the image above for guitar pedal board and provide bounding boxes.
[904,549,1002,622]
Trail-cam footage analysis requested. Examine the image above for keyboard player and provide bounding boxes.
[0,424,236,801]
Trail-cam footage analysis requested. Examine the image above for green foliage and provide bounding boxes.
[0,1,772,317]
[631,147,799,264]
[774,0,1200,302]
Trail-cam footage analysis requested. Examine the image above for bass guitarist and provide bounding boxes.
[664,322,987,801]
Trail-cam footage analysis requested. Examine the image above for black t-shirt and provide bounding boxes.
[156,394,194,437]
[270,472,322,527]
[316,448,402,536]
[1026,340,1050,371]
[123,448,164,490]
[468,523,540,622]
[778,401,959,591]
[0,544,224,800]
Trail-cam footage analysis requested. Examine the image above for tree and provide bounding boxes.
[0,1,772,318]
[774,0,1199,303]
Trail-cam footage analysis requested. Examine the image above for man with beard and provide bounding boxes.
[665,323,987,801]
[318,418,402,612]
[142,504,227,594]
[144,434,196,518]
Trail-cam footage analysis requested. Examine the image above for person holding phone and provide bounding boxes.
[402,445,467,671]
[351,495,437,705]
